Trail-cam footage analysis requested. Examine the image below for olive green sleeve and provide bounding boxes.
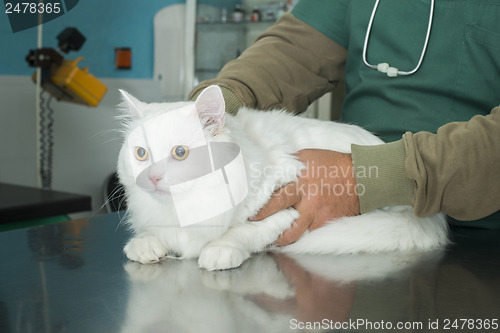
[188,13,347,113]
[404,107,500,220]
[352,107,500,221]
[351,140,414,214]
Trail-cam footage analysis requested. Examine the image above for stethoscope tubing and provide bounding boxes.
[362,0,435,77]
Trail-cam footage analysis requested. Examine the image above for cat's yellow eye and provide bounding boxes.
[171,145,189,160]
[134,146,149,161]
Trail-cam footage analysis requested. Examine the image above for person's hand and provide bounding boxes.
[249,149,360,246]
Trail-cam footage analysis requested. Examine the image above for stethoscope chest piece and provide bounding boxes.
[362,0,435,77]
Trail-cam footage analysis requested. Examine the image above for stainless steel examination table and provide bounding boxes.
[1,213,499,333]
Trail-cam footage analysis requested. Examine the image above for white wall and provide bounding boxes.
[0,75,163,218]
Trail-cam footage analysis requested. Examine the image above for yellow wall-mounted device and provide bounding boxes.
[33,57,107,107]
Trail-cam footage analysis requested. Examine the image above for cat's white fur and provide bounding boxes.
[117,86,448,270]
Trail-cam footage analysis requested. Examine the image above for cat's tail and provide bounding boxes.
[279,206,449,255]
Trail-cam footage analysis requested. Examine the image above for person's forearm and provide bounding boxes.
[189,13,347,114]
[352,107,500,221]
[406,106,500,220]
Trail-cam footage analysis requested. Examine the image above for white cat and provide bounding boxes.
[117,85,448,270]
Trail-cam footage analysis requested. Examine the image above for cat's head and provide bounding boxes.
[117,85,228,196]
[117,86,247,226]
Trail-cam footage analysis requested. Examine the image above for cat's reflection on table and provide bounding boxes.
[119,250,443,333]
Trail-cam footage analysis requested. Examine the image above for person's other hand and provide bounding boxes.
[249,149,360,246]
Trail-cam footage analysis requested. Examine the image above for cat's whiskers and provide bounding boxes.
[115,210,131,232]
[98,185,131,232]
[97,185,127,212]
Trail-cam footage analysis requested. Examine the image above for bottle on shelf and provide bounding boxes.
[251,7,261,22]
[232,4,244,23]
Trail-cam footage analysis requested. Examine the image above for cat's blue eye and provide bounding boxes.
[134,146,149,161]
[171,145,189,160]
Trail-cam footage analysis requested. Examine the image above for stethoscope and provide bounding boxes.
[362,0,435,77]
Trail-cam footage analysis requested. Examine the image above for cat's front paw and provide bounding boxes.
[124,234,167,264]
[198,243,250,271]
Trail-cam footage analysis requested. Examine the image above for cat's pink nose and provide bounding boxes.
[149,175,163,185]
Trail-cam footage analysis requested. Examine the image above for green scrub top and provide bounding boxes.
[292,0,500,228]
[293,0,500,142]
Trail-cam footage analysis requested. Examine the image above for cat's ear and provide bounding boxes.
[195,85,225,132]
[119,89,144,119]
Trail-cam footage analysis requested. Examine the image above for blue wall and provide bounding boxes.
[0,0,241,79]
[0,0,184,78]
